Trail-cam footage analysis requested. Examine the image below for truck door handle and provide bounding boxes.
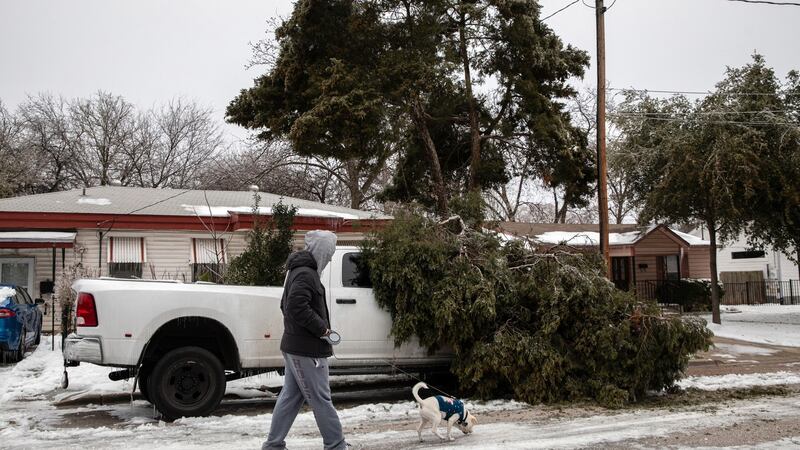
[336,298,357,304]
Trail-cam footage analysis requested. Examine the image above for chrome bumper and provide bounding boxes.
[64,334,103,365]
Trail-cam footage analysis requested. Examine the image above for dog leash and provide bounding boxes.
[324,332,460,400]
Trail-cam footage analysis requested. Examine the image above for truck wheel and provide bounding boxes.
[138,365,152,403]
[147,347,225,420]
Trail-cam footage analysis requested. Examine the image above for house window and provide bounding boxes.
[661,255,680,280]
[192,239,226,283]
[341,253,371,288]
[108,237,144,278]
[0,258,35,295]
[732,250,766,259]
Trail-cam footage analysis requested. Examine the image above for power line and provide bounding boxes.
[609,87,800,96]
[124,188,194,216]
[613,110,796,115]
[542,0,580,21]
[608,114,799,126]
[726,0,800,6]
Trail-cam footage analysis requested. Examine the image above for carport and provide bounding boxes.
[0,231,76,349]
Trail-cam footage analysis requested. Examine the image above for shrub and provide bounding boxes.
[55,263,95,341]
[226,195,297,286]
[656,279,723,312]
[361,210,713,407]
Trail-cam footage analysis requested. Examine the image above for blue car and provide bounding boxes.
[0,285,44,363]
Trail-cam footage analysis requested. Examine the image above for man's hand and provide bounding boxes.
[321,329,332,337]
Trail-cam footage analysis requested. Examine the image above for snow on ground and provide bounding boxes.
[3,337,800,448]
[701,305,800,347]
[679,371,800,391]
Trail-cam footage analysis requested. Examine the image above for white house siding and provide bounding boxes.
[18,228,370,333]
[691,229,800,282]
[73,229,365,281]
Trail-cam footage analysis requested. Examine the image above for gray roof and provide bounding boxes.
[0,186,387,220]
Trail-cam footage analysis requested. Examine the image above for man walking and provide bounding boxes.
[263,230,348,450]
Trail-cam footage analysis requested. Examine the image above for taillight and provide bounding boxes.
[76,292,98,327]
[0,308,15,318]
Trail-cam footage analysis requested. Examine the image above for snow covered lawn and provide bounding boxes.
[701,305,800,347]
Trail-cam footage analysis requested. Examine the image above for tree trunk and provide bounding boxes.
[410,97,449,216]
[708,222,721,324]
[344,160,363,210]
[458,13,482,192]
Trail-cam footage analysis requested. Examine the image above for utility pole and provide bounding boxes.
[596,0,610,276]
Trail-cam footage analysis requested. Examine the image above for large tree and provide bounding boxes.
[228,0,590,216]
[615,55,798,324]
[227,1,397,210]
[731,59,800,274]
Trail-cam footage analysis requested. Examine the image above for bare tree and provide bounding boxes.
[68,91,137,186]
[198,139,392,212]
[0,101,29,197]
[16,94,77,193]
[128,99,223,188]
[568,86,639,224]
[607,142,639,224]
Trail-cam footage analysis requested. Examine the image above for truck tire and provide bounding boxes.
[147,346,225,420]
[137,365,152,403]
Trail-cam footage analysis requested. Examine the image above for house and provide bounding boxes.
[0,186,389,330]
[689,227,799,304]
[690,227,799,283]
[498,222,712,296]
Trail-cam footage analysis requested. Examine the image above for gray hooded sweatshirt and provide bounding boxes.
[304,230,337,276]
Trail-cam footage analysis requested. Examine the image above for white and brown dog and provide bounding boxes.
[412,382,478,442]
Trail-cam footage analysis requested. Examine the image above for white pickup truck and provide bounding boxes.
[64,247,450,419]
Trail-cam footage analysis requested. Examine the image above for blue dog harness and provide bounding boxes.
[435,396,467,424]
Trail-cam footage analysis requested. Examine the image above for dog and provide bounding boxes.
[412,381,478,442]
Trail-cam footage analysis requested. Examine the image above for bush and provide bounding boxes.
[361,210,713,407]
[227,195,297,286]
[656,279,723,312]
[55,263,95,341]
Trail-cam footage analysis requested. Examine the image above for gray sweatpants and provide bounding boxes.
[262,353,346,450]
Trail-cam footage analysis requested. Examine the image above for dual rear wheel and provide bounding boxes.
[145,347,226,421]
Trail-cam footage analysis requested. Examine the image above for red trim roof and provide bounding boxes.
[0,211,390,233]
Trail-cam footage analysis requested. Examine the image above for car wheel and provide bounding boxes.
[138,365,152,403]
[147,347,225,421]
[12,328,26,362]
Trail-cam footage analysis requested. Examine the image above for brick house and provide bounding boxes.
[497,222,713,294]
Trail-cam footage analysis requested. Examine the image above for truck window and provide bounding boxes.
[342,253,372,288]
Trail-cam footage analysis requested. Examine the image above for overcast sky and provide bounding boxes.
[1,0,799,141]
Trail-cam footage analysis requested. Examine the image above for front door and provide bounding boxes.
[611,257,631,291]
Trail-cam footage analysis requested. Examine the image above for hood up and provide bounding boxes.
[304,230,337,276]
